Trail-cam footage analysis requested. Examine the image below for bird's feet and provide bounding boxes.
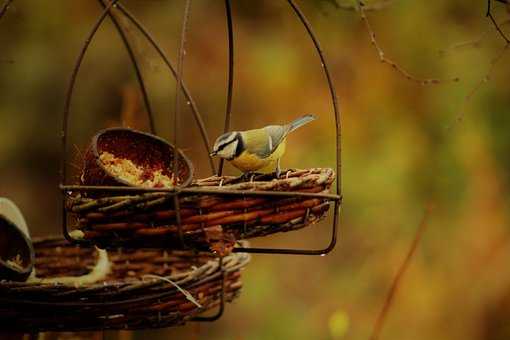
[236,171,264,183]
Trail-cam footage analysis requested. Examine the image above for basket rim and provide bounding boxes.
[65,167,338,197]
[62,168,338,251]
[0,238,249,332]
[90,127,195,188]
[0,237,249,290]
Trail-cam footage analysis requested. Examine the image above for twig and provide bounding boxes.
[487,0,510,43]
[369,207,432,340]
[438,20,510,56]
[68,143,85,172]
[356,1,460,85]
[0,0,13,21]
[439,21,506,55]
[143,274,203,308]
[332,0,394,12]
[448,43,509,129]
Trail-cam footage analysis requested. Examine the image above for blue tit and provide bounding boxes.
[210,114,316,175]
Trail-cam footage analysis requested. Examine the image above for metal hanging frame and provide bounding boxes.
[59,0,225,322]
[60,0,341,260]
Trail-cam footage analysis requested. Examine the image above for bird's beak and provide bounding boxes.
[210,151,217,157]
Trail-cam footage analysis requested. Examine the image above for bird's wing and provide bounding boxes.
[264,115,315,154]
[241,126,284,158]
[264,125,288,154]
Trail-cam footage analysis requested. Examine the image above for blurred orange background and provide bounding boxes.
[1,0,510,339]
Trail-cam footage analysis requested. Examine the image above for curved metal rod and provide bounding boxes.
[115,3,217,175]
[172,0,192,250]
[97,0,156,134]
[192,257,225,321]
[0,0,13,21]
[218,0,235,176]
[233,199,339,255]
[286,0,341,197]
[174,0,192,179]
[61,0,121,245]
[232,0,342,255]
[60,184,341,200]
[61,0,120,186]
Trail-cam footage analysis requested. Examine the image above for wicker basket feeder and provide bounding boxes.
[60,0,342,255]
[64,168,336,252]
[0,237,250,332]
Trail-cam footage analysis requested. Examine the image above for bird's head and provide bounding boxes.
[211,131,241,160]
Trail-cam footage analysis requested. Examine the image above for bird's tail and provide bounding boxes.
[287,114,316,133]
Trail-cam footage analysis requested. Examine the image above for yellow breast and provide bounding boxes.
[230,140,286,173]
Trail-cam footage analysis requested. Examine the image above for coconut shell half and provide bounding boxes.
[81,128,194,189]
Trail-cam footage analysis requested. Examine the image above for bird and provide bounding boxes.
[210,114,316,176]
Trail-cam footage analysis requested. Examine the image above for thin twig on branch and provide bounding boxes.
[369,207,432,340]
[438,20,510,56]
[330,0,394,12]
[356,0,460,85]
[449,43,509,129]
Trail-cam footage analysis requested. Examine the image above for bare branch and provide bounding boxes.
[438,19,510,56]
[331,0,394,12]
[449,43,509,129]
[369,207,432,340]
[356,1,460,85]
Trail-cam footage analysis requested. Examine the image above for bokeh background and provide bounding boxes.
[1,0,510,339]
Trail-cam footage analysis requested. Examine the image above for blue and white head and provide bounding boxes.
[211,132,242,160]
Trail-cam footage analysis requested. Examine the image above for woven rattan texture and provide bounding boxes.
[66,168,335,250]
[0,238,249,332]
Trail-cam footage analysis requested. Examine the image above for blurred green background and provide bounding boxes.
[1,0,510,339]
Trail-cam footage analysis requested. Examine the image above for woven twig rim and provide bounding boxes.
[0,237,250,332]
[64,168,335,250]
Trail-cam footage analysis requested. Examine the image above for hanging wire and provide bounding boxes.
[61,0,121,244]
[61,0,120,187]
[192,257,225,321]
[0,0,13,21]
[171,0,193,249]
[97,0,156,134]
[60,0,217,186]
[218,0,235,176]
[173,0,192,180]
[231,0,342,255]
[60,1,341,256]
[286,0,341,198]
[115,3,216,175]
[487,0,510,43]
